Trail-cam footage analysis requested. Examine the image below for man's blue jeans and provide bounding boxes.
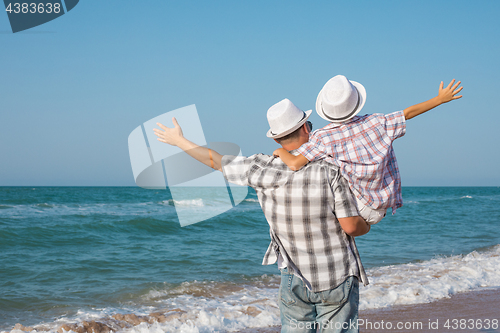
[279,268,359,333]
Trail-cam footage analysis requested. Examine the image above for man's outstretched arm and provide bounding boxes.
[154,117,223,171]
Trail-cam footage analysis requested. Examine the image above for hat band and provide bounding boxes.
[321,87,360,122]
[270,112,306,136]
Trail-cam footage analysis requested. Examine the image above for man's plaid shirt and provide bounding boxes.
[222,153,368,292]
[297,111,407,212]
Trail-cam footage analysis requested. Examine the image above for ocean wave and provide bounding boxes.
[405,196,470,204]
[2,276,281,333]
[401,195,477,206]
[4,245,500,333]
[403,200,419,204]
[144,276,280,301]
[159,199,174,206]
[173,199,204,207]
[35,203,54,208]
[397,192,499,206]
[0,202,176,218]
[164,197,252,208]
[359,244,500,310]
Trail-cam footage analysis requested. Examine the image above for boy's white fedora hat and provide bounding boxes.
[266,98,312,139]
[316,75,366,123]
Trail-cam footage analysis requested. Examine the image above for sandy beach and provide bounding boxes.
[235,288,500,333]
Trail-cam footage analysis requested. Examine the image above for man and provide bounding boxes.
[154,98,370,333]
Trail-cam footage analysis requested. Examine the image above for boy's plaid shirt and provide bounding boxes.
[297,111,407,212]
[222,153,368,292]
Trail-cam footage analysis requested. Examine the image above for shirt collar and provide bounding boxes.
[326,115,361,129]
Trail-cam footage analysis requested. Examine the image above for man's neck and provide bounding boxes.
[281,139,308,152]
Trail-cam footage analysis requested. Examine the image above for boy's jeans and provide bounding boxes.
[279,268,359,333]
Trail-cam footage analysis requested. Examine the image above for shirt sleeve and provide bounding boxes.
[296,131,328,162]
[331,172,359,219]
[383,110,407,141]
[221,154,257,187]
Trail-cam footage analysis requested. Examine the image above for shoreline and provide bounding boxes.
[235,287,500,333]
[3,287,499,333]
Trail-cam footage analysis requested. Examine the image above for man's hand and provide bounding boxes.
[154,117,184,146]
[437,79,463,104]
[154,118,223,171]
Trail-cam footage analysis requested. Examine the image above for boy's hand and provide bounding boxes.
[404,79,463,120]
[438,79,463,104]
[154,117,184,146]
[273,148,287,157]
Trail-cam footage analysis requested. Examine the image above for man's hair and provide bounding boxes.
[274,122,306,145]
[274,121,312,145]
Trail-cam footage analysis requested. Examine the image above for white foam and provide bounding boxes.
[10,277,281,333]
[359,245,500,310]
[404,200,419,204]
[159,199,173,205]
[173,199,204,207]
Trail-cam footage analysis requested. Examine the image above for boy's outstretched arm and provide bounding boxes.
[404,79,463,120]
[154,117,223,171]
[273,148,309,171]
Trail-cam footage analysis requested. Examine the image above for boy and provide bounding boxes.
[273,75,463,224]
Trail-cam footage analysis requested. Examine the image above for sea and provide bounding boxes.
[1,186,500,333]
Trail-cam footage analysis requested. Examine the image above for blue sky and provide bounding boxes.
[1,0,499,186]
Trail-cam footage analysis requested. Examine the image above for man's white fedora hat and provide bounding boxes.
[266,98,312,139]
[316,75,366,123]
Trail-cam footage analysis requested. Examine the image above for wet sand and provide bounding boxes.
[236,288,500,332]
